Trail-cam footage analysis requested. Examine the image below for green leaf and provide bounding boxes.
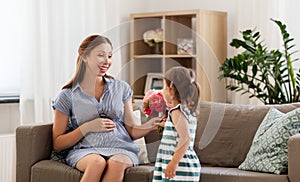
[219,19,300,104]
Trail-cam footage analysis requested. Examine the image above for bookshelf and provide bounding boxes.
[130,9,227,102]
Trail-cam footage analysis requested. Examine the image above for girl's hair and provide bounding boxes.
[164,66,200,115]
[62,35,113,89]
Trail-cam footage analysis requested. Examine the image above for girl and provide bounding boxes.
[153,66,201,181]
[52,35,160,182]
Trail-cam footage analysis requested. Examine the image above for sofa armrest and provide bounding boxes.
[288,133,300,182]
[16,123,53,182]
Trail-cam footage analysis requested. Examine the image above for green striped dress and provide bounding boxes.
[153,104,201,182]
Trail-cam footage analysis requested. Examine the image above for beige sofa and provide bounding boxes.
[16,101,300,182]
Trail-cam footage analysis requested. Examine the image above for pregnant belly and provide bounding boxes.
[78,124,133,149]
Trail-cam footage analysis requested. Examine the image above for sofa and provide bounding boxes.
[16,101,300,182]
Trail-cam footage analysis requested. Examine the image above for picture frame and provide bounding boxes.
[177,38,193,55]
[144,73,164,94]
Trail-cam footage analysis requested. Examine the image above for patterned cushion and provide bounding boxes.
[50,122,73,163]
[238,107,300,174]
[50,149,69,163]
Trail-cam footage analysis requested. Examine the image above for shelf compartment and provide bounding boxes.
[165,15,196,55]
[132,17,163,56]
[131,58,162,96]
[165,57,196,72]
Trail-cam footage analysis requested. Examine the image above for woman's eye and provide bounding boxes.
[108,55,112,59]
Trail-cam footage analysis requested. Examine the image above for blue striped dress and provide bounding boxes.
[52,77,139,168]
[153,104,201,182]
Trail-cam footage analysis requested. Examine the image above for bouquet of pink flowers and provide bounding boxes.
[143,89,167,134]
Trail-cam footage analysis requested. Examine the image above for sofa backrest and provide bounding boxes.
[143,101,300,166]
[194,101,300,167]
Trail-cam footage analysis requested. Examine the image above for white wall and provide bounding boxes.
[0,103,20,134]
[282,0,300,68]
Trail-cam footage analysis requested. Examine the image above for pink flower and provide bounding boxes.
[149,92,165,113]
[143,90,166,118]
[143,90,168,134]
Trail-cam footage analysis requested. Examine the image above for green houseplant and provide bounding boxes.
[219,19,300,104]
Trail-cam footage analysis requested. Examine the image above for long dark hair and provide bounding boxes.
[164,66,200,115]
[62,35,113,89]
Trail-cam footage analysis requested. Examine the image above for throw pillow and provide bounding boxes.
[238,107,300,174]
[50,149,69,163]
[50,121,73,163]
[133,110,150,164]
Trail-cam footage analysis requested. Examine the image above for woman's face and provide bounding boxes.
[85,42,112,77]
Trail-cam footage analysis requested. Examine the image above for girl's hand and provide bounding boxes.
[165,160,178,179]
[80,118,116,135]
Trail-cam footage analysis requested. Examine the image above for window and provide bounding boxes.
[0,0,21,96]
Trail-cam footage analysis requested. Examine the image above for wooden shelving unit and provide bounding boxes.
[130,9,227,102]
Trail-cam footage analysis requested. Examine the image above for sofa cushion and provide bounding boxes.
[238,107,300,174]
[31,160,82,182]
[200,166,289,182]
[124,164,155,182]
[194,101,300,167]
[133,110,150,164]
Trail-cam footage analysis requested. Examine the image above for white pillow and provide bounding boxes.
[133,110,150,164]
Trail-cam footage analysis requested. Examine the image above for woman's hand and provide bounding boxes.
[80,118,116,135]
[143,117,162,131]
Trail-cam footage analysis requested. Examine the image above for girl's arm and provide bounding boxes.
[52,110,116,152]
[124,97,159,140]
[165,109,191,179]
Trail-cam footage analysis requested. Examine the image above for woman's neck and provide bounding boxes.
[80,74,104,95]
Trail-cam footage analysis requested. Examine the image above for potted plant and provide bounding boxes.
[219,19,300,104]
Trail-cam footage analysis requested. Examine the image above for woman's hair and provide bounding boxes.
[164,66,200,115]
[62,35,113,89]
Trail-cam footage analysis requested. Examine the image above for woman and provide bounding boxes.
[52,35,160,182]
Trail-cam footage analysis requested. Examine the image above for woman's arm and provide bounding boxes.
[124,98,159,140]
[52,109,85,152]
[52,110,116,152]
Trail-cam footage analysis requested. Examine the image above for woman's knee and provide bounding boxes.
[76,154,107,172]
[88,155,106,168]
[106,154,133,170]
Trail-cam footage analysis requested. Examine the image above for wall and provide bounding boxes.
[0,103,20,134]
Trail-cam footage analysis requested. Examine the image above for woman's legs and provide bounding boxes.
[102,154,133,182]
[76,153,107,182]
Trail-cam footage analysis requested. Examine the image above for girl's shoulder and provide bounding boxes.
[170,104,191,120]
[169,104,186,119]
[169,104,181,112]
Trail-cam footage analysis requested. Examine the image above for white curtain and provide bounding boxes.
[19,0,122,124]
[230,0,282,105]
